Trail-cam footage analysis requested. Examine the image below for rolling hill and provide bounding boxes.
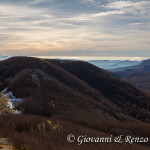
[0,57,150,150]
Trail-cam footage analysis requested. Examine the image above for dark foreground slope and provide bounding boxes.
[48,59,150,121]
[0,57,150,150]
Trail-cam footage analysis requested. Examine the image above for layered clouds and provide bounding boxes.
[0,0,150,56]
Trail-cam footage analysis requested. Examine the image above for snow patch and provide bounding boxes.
[7,99,14,109]
[13,110,21,115]
[0,88,22,114]
[5,91,22,105]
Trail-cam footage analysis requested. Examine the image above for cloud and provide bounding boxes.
[0,0,150,57]
[82,0,150,15]
[27,0,54,5]
[106,1,150,9]
[68,10,125,21]
[105,0,150,15]
[81,0,98,6]
[81,0,104,7]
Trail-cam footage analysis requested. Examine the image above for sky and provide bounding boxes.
[0,0,150,57]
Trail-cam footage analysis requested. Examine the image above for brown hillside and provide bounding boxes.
[0,57,150,150]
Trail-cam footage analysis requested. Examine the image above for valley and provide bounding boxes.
[113,59,150,91]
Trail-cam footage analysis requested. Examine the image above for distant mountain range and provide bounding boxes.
[112,59,150,91]
[0,55,8,61]
[0,56,142,70]
[88,60,140,70]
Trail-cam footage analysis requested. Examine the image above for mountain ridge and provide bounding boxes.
[113,59,150,91]
[0,57,150,150]
[0,57,150,122]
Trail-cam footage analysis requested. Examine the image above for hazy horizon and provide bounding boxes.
[1,55,150,61]
[33,56,150,61]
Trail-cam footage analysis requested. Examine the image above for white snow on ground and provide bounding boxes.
[13,110,21,115]
[7,99,14,109]
[5,91,22,105]
[0,88,22,114]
